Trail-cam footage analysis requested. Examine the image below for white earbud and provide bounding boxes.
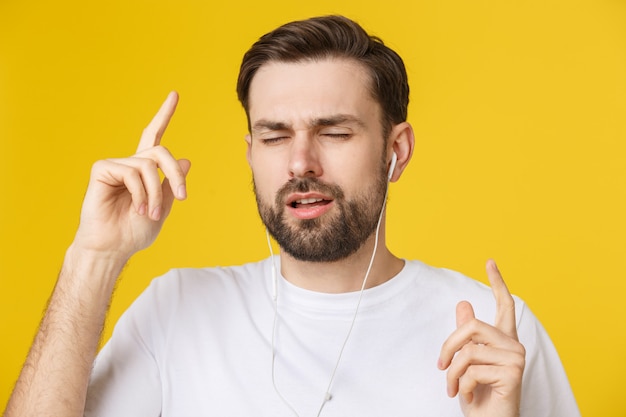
[387,152,398,181]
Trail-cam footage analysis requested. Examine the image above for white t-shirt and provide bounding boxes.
[85,257,580,416]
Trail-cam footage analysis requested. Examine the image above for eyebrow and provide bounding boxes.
[251,114,366,132]
[311,114,366,129]
[251,120,290,132]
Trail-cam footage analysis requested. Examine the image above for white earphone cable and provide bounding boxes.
[267,230,300,416]
[268,163,393,417]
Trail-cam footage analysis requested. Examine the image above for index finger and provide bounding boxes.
[136,91,179,153]
[486,259,518,340]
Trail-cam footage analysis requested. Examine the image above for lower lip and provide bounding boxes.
[286,201,334,220]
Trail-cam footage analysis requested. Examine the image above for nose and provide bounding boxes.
[288,135,323,179]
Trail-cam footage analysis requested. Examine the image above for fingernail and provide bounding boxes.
[152,205,161,220]
[489,259,499,271]
[138,203,147,216]
[177,184,187,200]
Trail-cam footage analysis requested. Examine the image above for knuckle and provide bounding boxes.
[146,185,163,202]
[150,190,163,201]
[461,365,479,384]
[459,342,476,357]
[504,348,526,377]
[450,344,475,370]
[135,156,158,171]
[465,318,481,334]
[513,341,526,357]
[508,362,525,382]
[91,159,107,173]
[150,144,170,157]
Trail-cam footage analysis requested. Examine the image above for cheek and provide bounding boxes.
[336,158,380,188]
[250,148,290,190]
[252,166,281,203]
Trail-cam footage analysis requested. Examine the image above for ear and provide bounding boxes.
[387,122,415,182]
[245,133,252,167]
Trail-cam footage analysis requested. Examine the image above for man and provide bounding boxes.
[4,15,579,416]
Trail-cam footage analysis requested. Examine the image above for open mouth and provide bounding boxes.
[290,197,332,209]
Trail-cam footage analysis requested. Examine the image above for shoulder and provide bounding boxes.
[149,257,272,293]
[401,259,529,327]
[127,257,273,318]
[402,259,500,302]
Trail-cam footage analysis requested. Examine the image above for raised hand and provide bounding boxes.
[438,260,526,417]
[4,93,193,417]
[72,91,191,261]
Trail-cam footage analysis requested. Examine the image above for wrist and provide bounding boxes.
[62,244,129,294]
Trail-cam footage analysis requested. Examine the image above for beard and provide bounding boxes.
[254,161,388,263]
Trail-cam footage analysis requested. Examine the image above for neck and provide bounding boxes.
[278,224,404,293]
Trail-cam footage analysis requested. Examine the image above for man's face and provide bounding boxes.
[246,58,389,262]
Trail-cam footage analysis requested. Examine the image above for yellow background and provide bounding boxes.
[1,0,624,415]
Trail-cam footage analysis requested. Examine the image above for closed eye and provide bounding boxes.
[261,137,289,145]
[322,133,351,140]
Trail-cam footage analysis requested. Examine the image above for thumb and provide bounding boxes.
[456,300,475,328]
[177,158,192,178]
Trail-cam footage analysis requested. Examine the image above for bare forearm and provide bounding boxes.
[5,93,187,417]
[4,246,126,417]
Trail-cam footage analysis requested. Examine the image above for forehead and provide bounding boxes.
[247,58,379,126]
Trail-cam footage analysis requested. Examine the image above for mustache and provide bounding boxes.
[274,177,345,206]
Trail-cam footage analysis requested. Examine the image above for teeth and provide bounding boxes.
[296,198,323,205]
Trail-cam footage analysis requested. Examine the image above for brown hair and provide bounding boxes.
[236,15,409,137]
